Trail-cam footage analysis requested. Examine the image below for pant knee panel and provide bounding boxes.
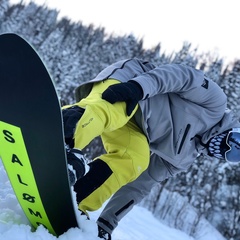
[74,159,113,204]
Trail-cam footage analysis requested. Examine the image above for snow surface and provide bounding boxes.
[0,159,224,240]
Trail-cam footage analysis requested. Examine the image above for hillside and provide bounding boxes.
[0,0,240,239]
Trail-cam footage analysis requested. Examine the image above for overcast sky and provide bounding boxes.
[9,0,240,63]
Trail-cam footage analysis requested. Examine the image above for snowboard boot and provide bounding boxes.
[98,226,112,240]
[67,148,90,186]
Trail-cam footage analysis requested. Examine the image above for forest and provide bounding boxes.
[0,0,240,239]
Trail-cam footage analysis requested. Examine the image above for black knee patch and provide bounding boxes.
[74,159,113,203]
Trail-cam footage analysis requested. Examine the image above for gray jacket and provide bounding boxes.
[75,58,239,173]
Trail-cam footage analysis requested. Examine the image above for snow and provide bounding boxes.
[0,159,226,240]
[0,1,238,238]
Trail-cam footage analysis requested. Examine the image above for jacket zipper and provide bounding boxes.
[177,124,191,154]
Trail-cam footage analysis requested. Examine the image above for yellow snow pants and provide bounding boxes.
[67,79,150,212]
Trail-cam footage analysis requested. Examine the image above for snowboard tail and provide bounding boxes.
[0,121,56,233]
[0,33,79,235]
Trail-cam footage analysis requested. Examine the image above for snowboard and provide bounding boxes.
[0,33,79,236]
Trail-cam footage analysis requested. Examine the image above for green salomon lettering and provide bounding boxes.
[28,208,42,218]
[12,154,23,166]
[3,129,15,143]
[0,120,56,235]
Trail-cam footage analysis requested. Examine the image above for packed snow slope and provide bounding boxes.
[0,160,226,240]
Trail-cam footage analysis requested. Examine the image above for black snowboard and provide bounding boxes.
[0,33,79,236]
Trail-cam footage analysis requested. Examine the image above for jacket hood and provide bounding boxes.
[201,109,240,144]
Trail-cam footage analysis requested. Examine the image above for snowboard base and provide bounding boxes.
[0,33,79,236]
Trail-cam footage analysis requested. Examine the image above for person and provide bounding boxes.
[62,58,240,239]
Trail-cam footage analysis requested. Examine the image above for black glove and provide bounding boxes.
[102,81,143,116]
[62,106,85,147]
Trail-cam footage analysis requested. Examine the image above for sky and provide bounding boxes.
[9,0,240,63]
[0,2,235,239]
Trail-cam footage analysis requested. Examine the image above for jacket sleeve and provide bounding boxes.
[131,63,227,114]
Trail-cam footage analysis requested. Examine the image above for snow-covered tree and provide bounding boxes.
[1,1,239,239]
